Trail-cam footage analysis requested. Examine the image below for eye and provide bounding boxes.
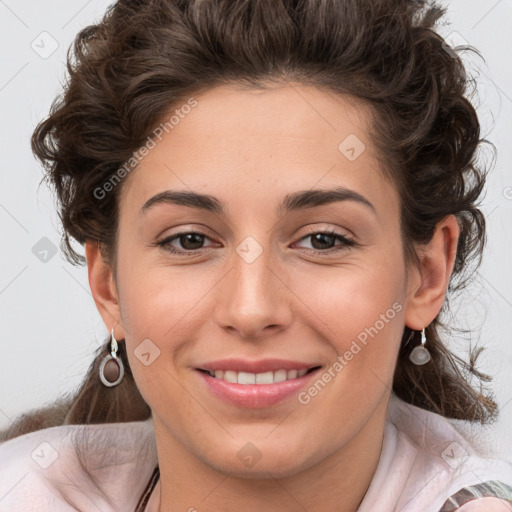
[155,229,357,256]
[294,230,357,253]
[156,231,217,254]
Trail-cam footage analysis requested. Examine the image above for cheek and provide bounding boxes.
[117,247,204,336]
[289,256,406,389]
[294,258,404,334]
[116,252,224,399]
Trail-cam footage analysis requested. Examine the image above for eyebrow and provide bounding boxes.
[140,186,377,217]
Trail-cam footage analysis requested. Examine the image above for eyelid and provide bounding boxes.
[155,230,218,253]
[155,226,358,256]
[294,229,357,251]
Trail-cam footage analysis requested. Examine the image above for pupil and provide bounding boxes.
[181,233,204,250]
[311,233,334,250]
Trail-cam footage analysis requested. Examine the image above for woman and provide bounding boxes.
[1,0,511,510]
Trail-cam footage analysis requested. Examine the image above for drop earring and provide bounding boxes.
[409,327,431,365]
[99,328,125,387]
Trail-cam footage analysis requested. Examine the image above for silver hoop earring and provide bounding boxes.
[99,328,125,387]
[409,327,431,365]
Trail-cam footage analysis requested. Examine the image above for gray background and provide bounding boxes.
[1,0,511,457]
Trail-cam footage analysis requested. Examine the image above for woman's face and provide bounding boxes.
[95,83,426,477]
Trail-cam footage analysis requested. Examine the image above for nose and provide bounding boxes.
[213,241,292,340]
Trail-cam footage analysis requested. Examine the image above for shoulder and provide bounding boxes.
[358,394,512,512]
[0,418,158,511]
[454,497,512,511]
[438,481,512,511]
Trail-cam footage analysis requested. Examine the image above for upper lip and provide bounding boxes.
[197,358,321,374]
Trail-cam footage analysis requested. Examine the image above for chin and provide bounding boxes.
[203,441,315,479]
[214,459,308,480]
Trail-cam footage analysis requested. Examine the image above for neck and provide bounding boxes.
[149,399,388,512]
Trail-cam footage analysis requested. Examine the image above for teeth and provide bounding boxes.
[287,369,298,379]
[238,372,256,385]
[223,370,238,383]
[256,371,274,384]
[274,369,287,382]
[206,368,314,385]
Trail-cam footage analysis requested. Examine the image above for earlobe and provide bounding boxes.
[85,240,124,337]
[403,214,460,330]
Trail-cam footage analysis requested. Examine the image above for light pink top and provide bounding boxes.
[1,394,511,511]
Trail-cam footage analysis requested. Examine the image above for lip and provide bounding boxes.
[195,364,322,408]
[197,358,320,374]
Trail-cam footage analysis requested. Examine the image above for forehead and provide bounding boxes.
[118,82,399,222]
[167,82,374,152]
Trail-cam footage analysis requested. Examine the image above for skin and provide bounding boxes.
[85,82,459,512]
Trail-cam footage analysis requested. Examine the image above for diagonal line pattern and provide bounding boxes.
[60,265,93,299]
[61,0,93,30]
[0,203,29,233]
[264,472,309,511]
[471,0,504,30]
[0,0,29,28]
[477,271,512,310]
[60,472,108,512]
[0,62,29,92]
[264,409,295,438]
[161,267,234,338]
[60,264,130,338]
[476,65,512,107]
[160,162,342,340]
[199,471,233,504]
[1,1,509,509]
[0,472,29,503]
[0,408,14,428]
[282,78,338,132]
[0,265,28,296]
[162,367,234,438]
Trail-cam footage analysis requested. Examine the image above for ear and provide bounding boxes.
[403,214,460,330]
[85,240,125,339]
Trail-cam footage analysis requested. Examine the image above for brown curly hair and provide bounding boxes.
[1,0,498,442]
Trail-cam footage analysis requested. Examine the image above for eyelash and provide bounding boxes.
[155,229,358,256]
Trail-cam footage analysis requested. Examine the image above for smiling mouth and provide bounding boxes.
[197,366,321,385]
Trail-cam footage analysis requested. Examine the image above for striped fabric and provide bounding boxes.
[439,480,512,511]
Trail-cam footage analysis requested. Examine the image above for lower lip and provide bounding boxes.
[196,368,321,408]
